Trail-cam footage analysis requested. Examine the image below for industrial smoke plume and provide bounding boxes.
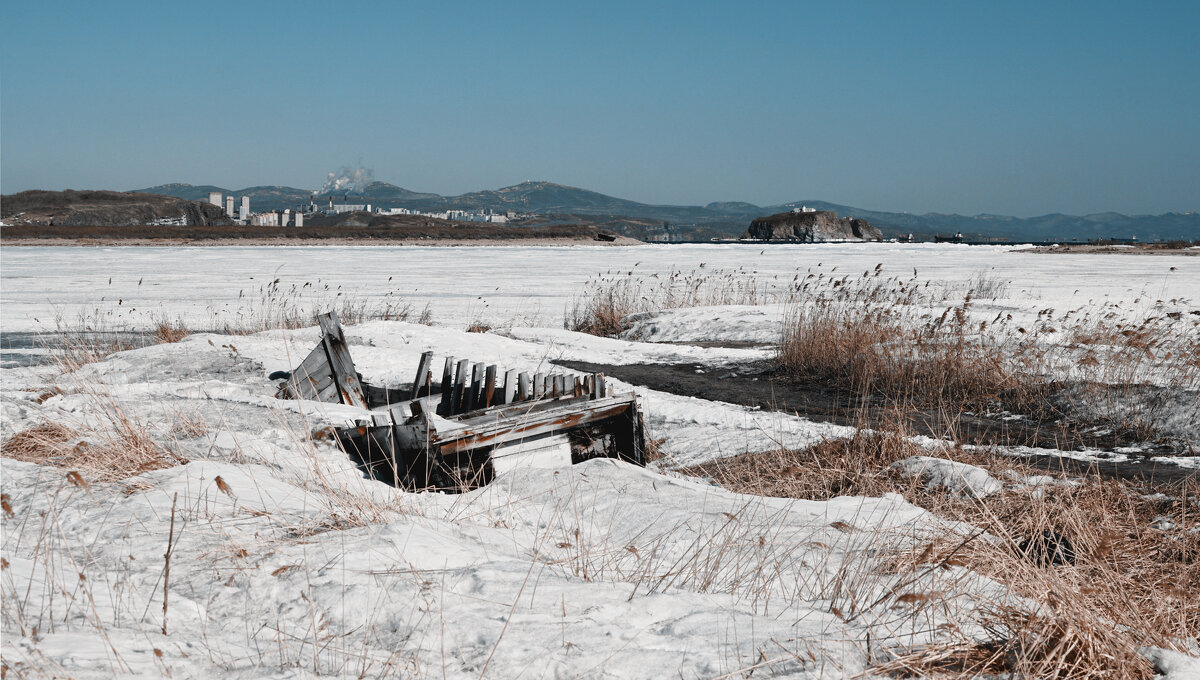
[319,166,374,195]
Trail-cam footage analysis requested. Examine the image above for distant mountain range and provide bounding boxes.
[135,181,1199,241]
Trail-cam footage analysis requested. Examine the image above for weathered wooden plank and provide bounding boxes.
[411,351,434,400]
[517,372,531,401]
[503,369,518,405]
[294,342,330,377]
[574,376,583,397]
[284,343,334,400]
[451,393,605,425]
[533,373,545,399]
[451,359,470,415]
[439,356,456,414]
[300,368,335,394]
[465,363,484,412]
[317,312,368,409]
[483,365,497,408]
[435,400,637,455]
[290,365,335,401]
[316,380,342,404]
[593,372,605,399]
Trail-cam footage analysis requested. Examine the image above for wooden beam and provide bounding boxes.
[439,356,456,414]
[465,363,484,412]
[517,372,531,401]
[451,359,470,415]
[317,312,368,409]
[483,365,497,408]
[411,351,434,400]
[503,369,518,405]
[434,399,636,455]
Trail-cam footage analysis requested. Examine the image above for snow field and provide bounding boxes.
[3,325,1020,678]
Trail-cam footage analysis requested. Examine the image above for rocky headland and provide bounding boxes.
[1,190,233,227]
[740,210,883,242]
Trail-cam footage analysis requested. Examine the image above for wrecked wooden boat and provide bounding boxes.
[274,312,646,491]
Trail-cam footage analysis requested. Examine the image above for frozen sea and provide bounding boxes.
[1,243,1195,337]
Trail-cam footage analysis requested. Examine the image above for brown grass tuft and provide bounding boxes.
[566,267,767,336]
[2,416,186,484]
[687,434,1199,678]
[153,319,190,344]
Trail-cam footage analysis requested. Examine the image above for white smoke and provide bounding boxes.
[319,165,375,195]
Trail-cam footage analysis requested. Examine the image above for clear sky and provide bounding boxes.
[2,0,1197,216]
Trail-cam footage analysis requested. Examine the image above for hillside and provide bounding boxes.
[132,181,1200,242]
[1,190,233,227]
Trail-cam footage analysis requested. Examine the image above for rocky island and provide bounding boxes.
[740,208,882,242]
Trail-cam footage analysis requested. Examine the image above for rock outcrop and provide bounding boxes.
[741,210,882,242]
[1,190,233,227]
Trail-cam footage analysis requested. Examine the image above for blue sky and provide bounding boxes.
[2,0,1197,216]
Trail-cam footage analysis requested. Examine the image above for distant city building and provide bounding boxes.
[294,212,303,227]
[208,191,222,207]
[376,206,521,223]
[239,196,250,222]
[792,205,816,213]
[225,196,235,218]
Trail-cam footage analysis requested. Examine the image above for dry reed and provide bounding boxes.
[686,433,1199,679]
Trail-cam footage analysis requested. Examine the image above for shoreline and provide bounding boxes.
[0,235,645,247]
[1015,243,1199,256]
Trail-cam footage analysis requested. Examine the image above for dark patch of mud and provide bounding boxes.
[555,359,1197,484]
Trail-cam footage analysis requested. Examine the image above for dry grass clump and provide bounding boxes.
[567,267,767,335]
[686,435,1198,679]
[209,277,420,334]
[2,414,186,484]
[50,328,143,370]
[567,263,1197,443]
[879,596,1159,679]
[153,319,190,343]
[775,269,1199,445]
[39,279,432,370]
[686,428,921,501]
[775,268,1047,411]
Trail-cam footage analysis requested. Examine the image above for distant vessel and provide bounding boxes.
[934,232,964,243]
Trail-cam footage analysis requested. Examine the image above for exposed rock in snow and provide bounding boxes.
[890,456,1003,498]
[1138,646,1200,679]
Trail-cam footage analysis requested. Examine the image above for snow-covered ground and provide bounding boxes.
[2,244,1198,677]
[0,324,991,678]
